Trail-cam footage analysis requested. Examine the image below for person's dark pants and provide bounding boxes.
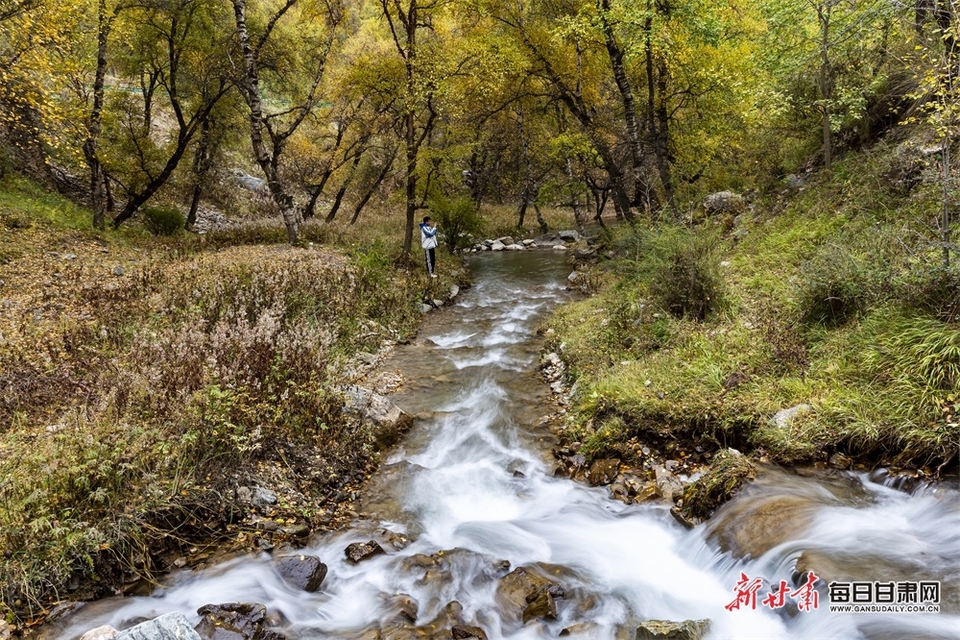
[425,247,436,274]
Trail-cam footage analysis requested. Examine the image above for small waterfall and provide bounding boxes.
[44,252,960,640]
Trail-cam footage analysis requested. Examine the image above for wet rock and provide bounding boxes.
[707,494,813,559]
[559,622,601,637]
[342,385,413,449]
[636,618,711,640]
[80,626,118,640]
[381,529,411,550]
[669,507,699,530]
[495,566,565,625]
[386,594,419,623]
[828,452,852,469]
[345,540,386,564]
[653,465,683,501]
[382,600,465,639]
[676,449,757,522]
[195,602,284,640]
[505,243,525,251]
[115,612,201,640]
[275,554,327,592]
[451,624,488,639]
[557,230,581,242]
[420,303,433,313]
[522,590,558,623]
[610,482,630,503]
[586,458,620,486]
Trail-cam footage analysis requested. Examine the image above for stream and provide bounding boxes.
[44,251,960,639]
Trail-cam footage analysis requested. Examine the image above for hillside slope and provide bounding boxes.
[548,132,959,476]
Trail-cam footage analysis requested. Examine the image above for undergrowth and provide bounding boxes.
[0,178,430,625]
[549,134,960,473]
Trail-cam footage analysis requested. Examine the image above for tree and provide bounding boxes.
[912,0,958,267]
[231,0,344,244]
[378,0,442,258]
[105,0,234,227]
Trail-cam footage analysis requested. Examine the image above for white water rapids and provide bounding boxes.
[46,251,959,639]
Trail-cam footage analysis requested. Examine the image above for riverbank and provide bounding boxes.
[0,176,476,632]
[545,134,959,481]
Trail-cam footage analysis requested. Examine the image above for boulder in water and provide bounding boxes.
[79,626,118,640]
[275,555,327,592]
[653,465,683,501]
[345,540,386,564]
[114,612,201,640]
[452,624,488,639]
[495,566,565,625]
[676,448,757,523]
[636,618,711,640]
[707,494,813,559]
[195,602,284,639]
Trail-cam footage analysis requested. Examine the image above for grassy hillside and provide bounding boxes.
[0,175,471,627]
[548,132,959,475]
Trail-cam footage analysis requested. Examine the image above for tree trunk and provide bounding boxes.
[84,0,114,231]
[516,187,529,229]
[600,0,657,209]
[232,0,301,244]
[534,201,548,234]
[350,146,397,225]
[817,2,833,170]
[643,6,674,216]
[186,117,213,229]
[943,129,952,269]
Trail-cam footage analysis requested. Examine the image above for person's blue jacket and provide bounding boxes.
[420,222,438,249]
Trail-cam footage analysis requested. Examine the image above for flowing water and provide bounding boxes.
[45,251,960,639]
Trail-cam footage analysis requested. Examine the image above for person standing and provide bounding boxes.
[420,216,439,277]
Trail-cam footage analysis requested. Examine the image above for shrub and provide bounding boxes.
[641,226,726,321]
[428,193,484,252]
[796,244,868,327]
[897,263,960,323]
[141,205,185,236]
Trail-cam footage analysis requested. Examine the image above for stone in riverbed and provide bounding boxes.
[79,626,118,640]
[275,554,327,592]
[586,458,620,486]
[636,618,711,640]
[452,624,488,639]
[495,566,565,625]
[114,612,201,640]
[195,602,285,639]
[345,540,386,564]
[676,448,757,523]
